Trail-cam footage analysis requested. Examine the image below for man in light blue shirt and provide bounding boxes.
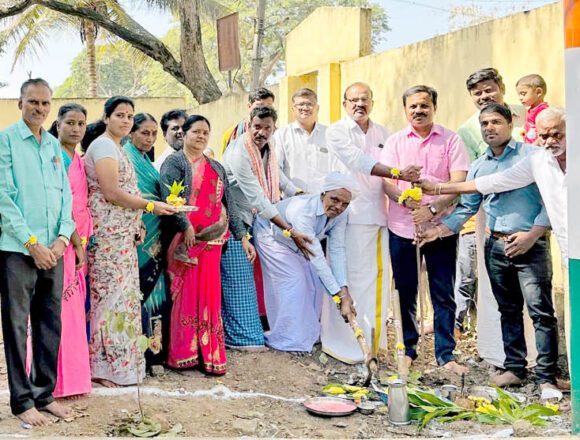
[0,78,75,426]
[253,172,357,353]
[420,104,558,394]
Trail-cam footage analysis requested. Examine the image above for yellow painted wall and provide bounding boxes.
[0,4,563,156]
[285,7,371,76]
[192,84,279,154]
[338,2,564,132]
[0,96,187,158]
[194,2,564,151]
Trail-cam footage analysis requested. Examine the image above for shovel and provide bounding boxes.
[346,313,378,386]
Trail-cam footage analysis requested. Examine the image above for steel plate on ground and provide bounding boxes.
[303,397,357,417]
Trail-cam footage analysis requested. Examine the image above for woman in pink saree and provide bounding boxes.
[49,104,93,398]
[160,115,254,374]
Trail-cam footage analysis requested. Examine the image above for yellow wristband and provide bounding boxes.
[24,235,38,249]
[145,201,155,213]
[332,294,342,305]
[282,228,292,238]
[80,236,88,247]
[391,167,401,178]
[245,232,252,241]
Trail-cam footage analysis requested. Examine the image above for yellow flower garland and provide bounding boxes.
[398,187,423,205]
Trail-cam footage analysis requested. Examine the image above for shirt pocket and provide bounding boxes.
[426,146,450,179]
[42,160,65,213]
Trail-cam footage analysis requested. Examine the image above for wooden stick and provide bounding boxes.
[347,315,378,375]
[391,287,409,380]
[416,240,426,359]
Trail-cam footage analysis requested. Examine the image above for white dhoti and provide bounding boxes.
[254,219,323,352]
[475,210,538,368]
[321,224,389,363]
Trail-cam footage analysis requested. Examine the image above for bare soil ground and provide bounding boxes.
[0,329,571,438]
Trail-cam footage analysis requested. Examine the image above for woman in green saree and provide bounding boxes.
[124,113,169,367]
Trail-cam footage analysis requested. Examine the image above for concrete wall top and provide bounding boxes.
[285,7,371,76]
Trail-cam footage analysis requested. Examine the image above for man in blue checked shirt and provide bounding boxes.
[418,103,559,396]
[0,78,75,426]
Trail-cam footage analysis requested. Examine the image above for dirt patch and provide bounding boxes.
[0,332,571,437]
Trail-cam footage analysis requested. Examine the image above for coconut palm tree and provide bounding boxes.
[0,1,114,97]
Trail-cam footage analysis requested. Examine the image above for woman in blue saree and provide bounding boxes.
[124,113,169,367]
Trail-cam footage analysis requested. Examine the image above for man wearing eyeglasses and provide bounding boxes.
[274,88,345,194]
[321,82,421,364]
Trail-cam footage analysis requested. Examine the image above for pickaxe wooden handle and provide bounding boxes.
[346,314,378,384]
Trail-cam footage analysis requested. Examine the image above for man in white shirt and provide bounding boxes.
[274,88,345,194]
[153,109,187,171]
[321,82,421,363]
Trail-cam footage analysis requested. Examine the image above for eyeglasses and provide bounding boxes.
[293,102,315,109]
[345,97,370,105]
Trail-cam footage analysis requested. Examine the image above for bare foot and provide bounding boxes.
[38,401,72,419]
[59,393,87,401]
[443,360,469,375]
[17,407,50,427]
[556,378,571,391]
[490,370,523,387]
[540,383,559,392]
[540,383,563,401]
[92,378,120,388]
[405,356,413,368]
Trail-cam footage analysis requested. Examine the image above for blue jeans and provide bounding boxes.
[389,231,458,365]
[454,232,477,331]
[484,236,557,384]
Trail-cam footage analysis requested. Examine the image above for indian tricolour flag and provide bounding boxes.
[565,0,580,432]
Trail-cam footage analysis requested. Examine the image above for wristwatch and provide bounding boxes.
[428,205,438,216]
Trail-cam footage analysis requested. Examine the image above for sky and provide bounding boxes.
[0,0,558,98]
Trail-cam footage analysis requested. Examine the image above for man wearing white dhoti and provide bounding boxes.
[322,82,421,363]
[254,172,358,352]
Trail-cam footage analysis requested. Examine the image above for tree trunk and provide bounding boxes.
[178,0,221,103]
[251,0,267,90]
[85,20,97,98]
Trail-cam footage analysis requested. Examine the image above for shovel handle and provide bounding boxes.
[346,315,373,361]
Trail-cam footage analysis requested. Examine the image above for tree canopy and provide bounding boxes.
[3,0,389,102]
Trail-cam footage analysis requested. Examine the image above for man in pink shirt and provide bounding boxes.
[381,85,470,375]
